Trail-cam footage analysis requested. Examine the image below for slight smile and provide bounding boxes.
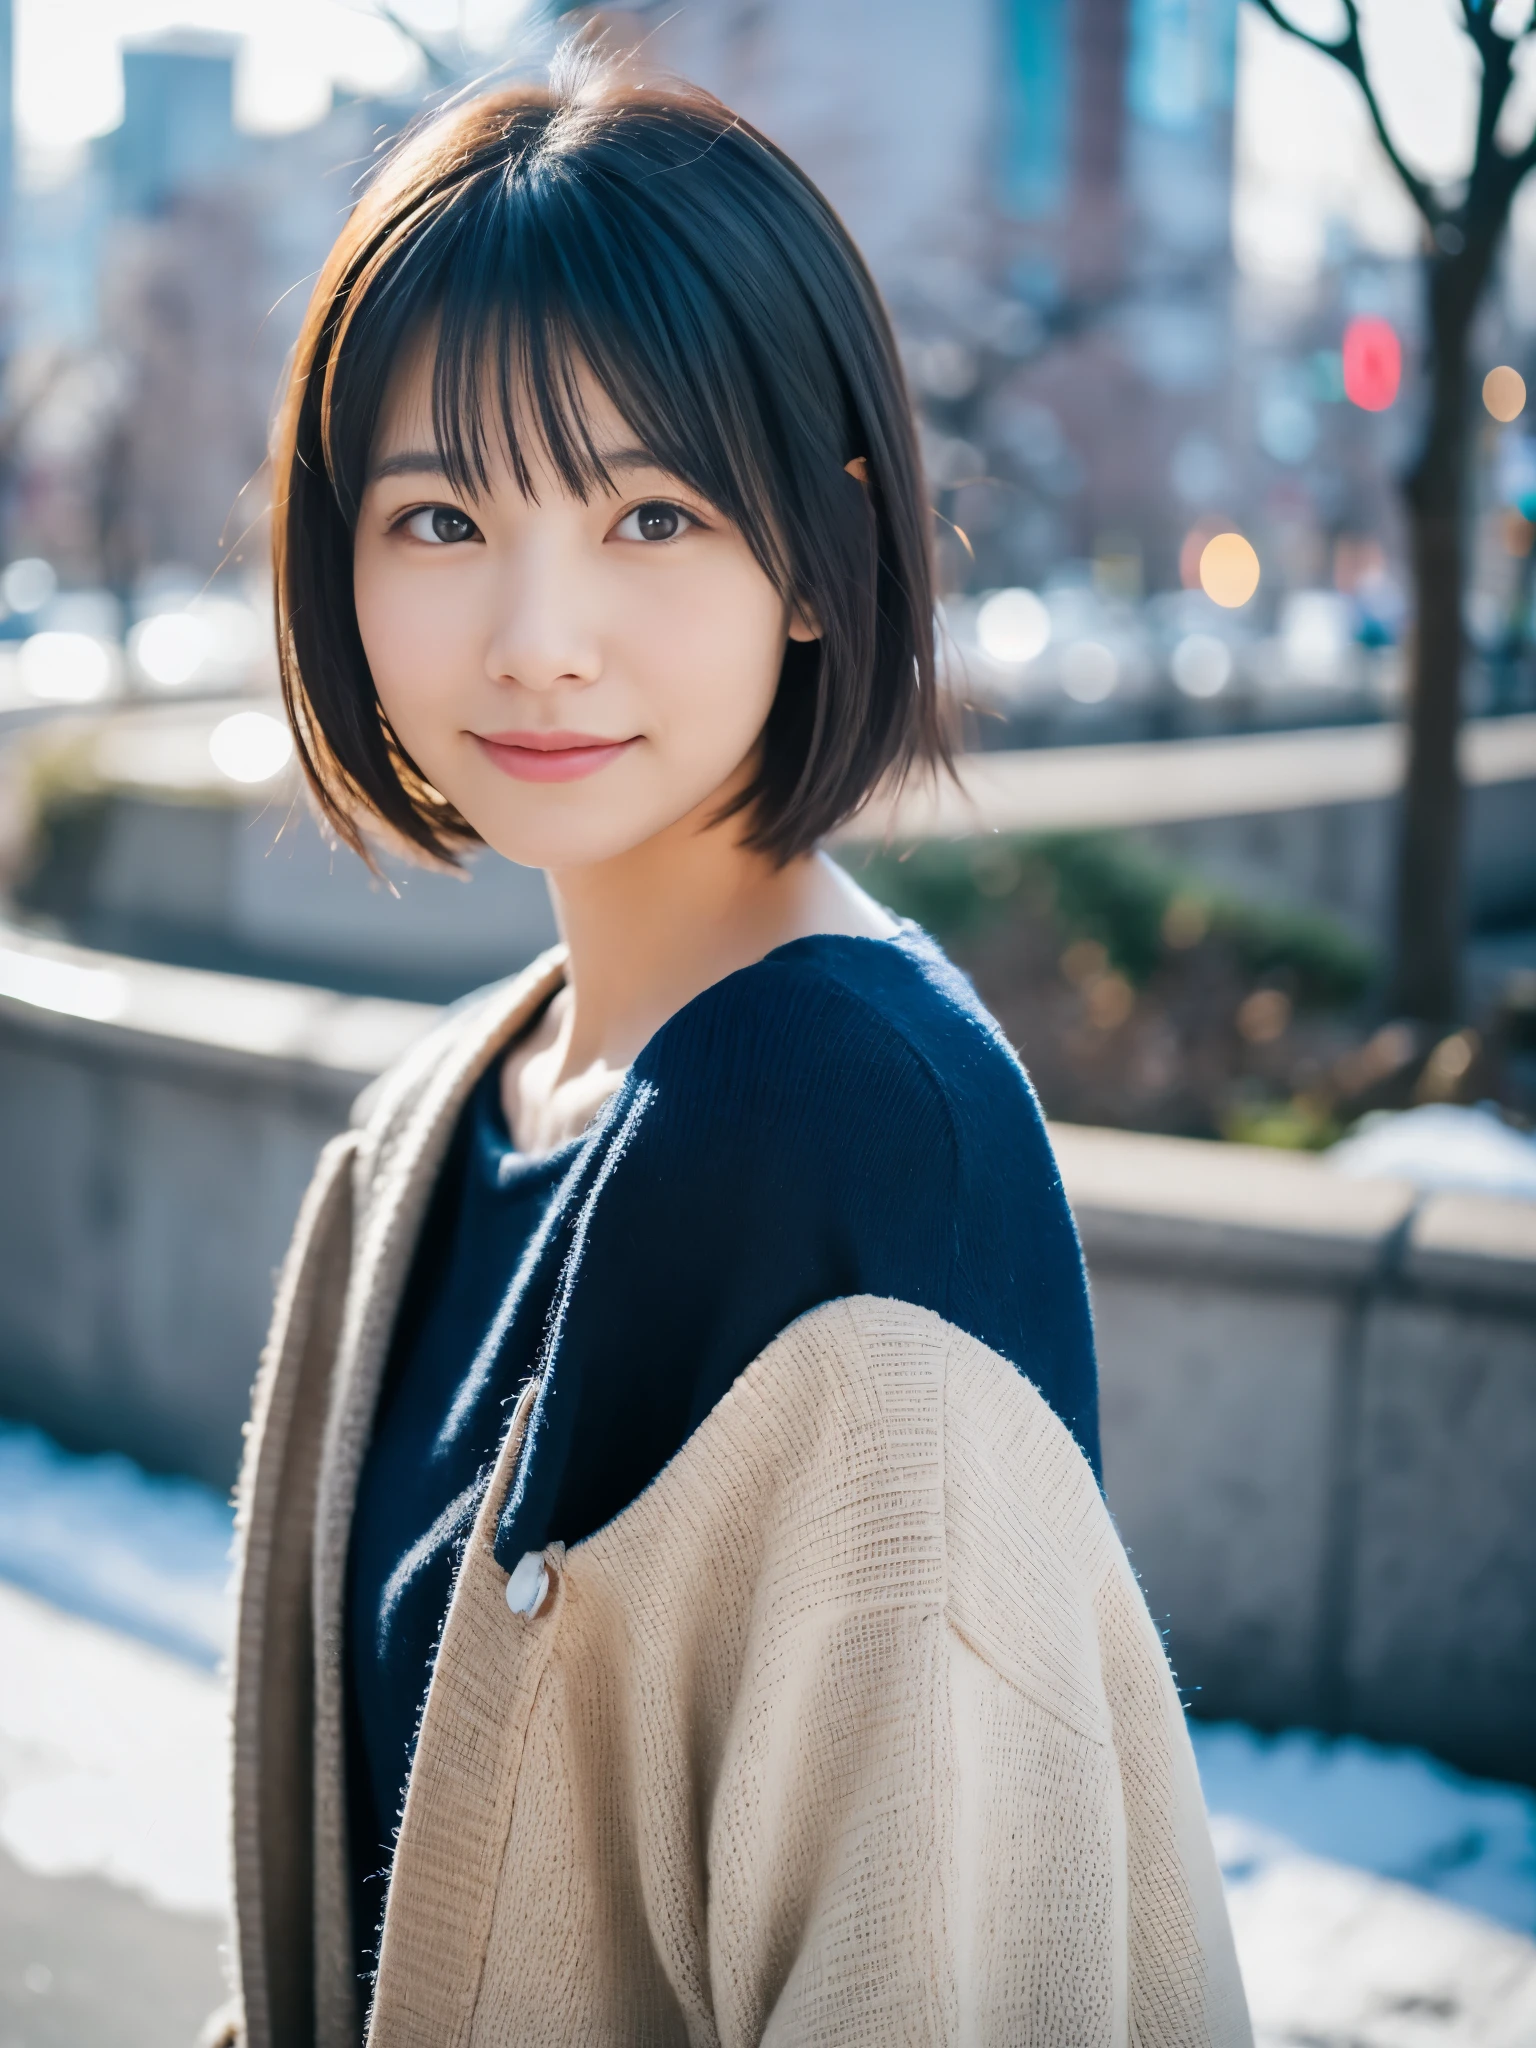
[473,729,641,783]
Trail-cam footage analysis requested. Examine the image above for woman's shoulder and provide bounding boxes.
[637,923,1038,1125]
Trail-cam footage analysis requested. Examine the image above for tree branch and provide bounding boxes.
[1488,1,1536,190]
[373,3,458,87]
[1460,0,1500,58]
[1249,0,1438,225]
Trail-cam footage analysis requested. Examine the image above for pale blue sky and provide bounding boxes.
[15,0,533,150]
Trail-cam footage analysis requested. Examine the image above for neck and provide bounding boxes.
[543,803,892,1080]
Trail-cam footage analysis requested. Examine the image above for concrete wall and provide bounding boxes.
[1,922,1533,1782]
[27,771,558,1003]
[1136,767,1536,953]
[1057,1126,1536,1783]
[0,927,432,1478]
[858,712,1536,953]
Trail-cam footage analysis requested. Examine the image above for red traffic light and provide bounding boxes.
[1342,316,1401,412]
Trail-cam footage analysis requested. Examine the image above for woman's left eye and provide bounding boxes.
[400,505,479,545]
[613,500,693,544]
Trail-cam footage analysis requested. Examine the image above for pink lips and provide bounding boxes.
[474,728,639,783]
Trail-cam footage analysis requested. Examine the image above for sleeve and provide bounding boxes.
[937,1323,1248,2040]
[493,960,965,1566]
[699,1317,1249,2045]
[231,1130,359,2048]
[722,1586,1249,2045]
[1092,1547,1255,2044]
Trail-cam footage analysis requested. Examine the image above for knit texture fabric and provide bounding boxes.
[227,950,1252,2047]
[369,1295,1249,2044]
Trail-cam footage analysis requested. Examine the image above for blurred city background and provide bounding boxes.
[0,1,1534,2042]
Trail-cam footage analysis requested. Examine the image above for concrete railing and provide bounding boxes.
[1056,1125,1536,1785]
[0,925,433,1481]
[1,922,1533,1784]
[862,711,1536,953]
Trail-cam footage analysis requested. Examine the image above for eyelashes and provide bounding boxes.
[396,505,482,545]
[611,500,697,544]
[389,496,706,549]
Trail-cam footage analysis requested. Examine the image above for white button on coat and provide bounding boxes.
[505,1550,550,1618]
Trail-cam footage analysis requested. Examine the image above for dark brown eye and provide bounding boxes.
[627,501,683,542]
[429,506,475,544]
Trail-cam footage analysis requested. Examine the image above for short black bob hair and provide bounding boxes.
[274,59,949,868]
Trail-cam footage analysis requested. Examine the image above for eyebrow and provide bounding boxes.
[369,449,450,482]
[368,444,669,484]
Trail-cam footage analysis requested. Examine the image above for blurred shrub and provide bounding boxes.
[846,831,1373,1010]
[1219,1094,1344,1151]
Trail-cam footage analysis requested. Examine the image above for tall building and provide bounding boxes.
[1,33,408,588]
[108,32,241,220]
[999,0,1074,223]
[87,36,261,582]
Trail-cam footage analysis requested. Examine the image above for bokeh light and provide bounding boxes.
[132,611,211,690]
[19,631,114,703]
[976,587,1051,664]
[1,557,57,615]
[1342,316,1401,412]
[1483,365,1526,423]
[1198,533,1261,609]
[1171,632,1233,697]
[1179,521,1224,590]
[1236,988,1293,1045]
[1161,895,1209,949]
[1060,640,1118,702]
[208,712,294,785]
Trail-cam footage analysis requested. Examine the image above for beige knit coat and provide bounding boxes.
[225,948,1252,2048]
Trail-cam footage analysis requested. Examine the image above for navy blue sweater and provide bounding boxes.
[345,925,1099,1967]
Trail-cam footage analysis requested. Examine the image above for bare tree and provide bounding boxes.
[1252,0,1536,1025]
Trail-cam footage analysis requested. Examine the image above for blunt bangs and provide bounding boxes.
[275,65,947,868]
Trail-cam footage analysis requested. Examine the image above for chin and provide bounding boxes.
[464,800,697,875]
[473,826,639,872]
[457,762,749,876]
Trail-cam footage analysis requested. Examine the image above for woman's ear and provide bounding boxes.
[844,456,869,484]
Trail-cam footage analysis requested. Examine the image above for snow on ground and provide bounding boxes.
[0,1577,228,1919]
[1222,1841,1536,2044]
[1193,1722,1536,1937]
[0,1421,231,1666]
[3,1421,1536,2040]
[1329,1102,1536,1201]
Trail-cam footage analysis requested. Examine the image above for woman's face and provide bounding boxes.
[353,342,813,873]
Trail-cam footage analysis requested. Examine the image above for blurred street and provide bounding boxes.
[0,1843,226,2048]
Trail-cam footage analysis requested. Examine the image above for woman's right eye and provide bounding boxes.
[400,505,480,546]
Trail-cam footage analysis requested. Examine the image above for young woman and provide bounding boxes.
[223,57,1250,2048]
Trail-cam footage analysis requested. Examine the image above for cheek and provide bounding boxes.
[353,549,465,754]
[635,561,786,766]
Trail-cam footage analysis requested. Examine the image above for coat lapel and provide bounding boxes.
[310,946,568,2047]
[231,1128,359,2048]
[364,1376,556,2047]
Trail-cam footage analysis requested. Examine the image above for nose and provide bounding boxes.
[483,540,602,695]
